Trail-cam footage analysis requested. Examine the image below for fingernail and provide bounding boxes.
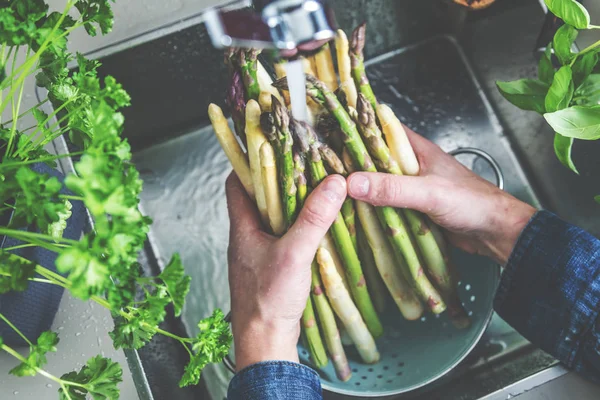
[349,174,370,197]
[322,176,345,203]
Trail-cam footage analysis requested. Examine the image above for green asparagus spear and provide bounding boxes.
[350,23,377,111]
[293,119,384,337]
[239,49,261,101]
[272,96,298,226]
[355,94,465,321]
[356,220,387,314]
[302,297,329,368]
[274,75,446,314]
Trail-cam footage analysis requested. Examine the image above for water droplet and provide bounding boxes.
[420,316,427,322]
[468,311,473,316]
[46,384,53,389]
[75,332,82,337]
[465,284,471,291]
[58,326,64,330]
[435,314,440,319]
[455,116,462,121]
[13,391,19,395]
[470,296,476,302]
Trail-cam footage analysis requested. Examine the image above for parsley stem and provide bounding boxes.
[0,344,87,395]
[0,151,84,169]
[1,99,49,127]
[0,228,78,245]
[5,46,20,159]
[0,1,75,116]
[6,47,32,158]
[0,312,33,346]
[59,194,84,201]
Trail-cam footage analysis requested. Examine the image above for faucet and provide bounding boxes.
[203,0,336,57]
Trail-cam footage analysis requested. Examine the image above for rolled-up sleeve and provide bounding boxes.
[227,361,323,400]
[494,210,600,381]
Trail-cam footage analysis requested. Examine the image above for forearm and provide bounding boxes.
[494,210,600,382]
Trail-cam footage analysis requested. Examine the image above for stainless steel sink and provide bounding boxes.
[44,0,600,399]
[131,35,557,400]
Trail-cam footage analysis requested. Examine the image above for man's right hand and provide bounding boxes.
[346,126,536,265]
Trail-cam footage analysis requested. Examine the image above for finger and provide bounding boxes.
[347,172,443,212]
[280,175,346,256]
[226,172,262,236]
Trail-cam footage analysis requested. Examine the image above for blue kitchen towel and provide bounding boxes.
[0,162,87,347]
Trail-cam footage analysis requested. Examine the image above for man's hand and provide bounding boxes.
[347,127,536,265]
[226,173,346,371]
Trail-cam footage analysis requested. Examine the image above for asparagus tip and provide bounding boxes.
[350,22,367,55]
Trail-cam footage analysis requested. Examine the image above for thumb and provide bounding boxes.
[280,175,346,258]
[347,172,443,212]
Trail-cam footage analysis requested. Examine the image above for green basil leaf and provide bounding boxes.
[545,66,574,112]
[545,0,590,29]
[576,73,600,105]
[553,24,578,65]
[554,133,579,173]
[496,79,549,114]
[544,105,600,139]
[572,52,599,89]
[539,44,556,85]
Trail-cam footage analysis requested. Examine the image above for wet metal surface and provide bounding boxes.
[133,35,551,400]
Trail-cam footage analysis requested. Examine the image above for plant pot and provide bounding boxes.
[0,162,87,347]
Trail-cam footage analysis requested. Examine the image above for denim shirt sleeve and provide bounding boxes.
[494,210,600,382]
[227,361,323,400]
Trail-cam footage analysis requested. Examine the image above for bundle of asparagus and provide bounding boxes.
[210,23,469,381]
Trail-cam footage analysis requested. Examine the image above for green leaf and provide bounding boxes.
[554,133,579,173]
[159,254,191,317]
[544,105,600,139]
[10,331,59,377]
[48,200,72,241]
[74,0,114,37]
[109,315,156,350]
[545,0,590,29]
[594,195,600,203]
[572,52,598,89]
[574,74,600,105]
[545,66,574,112]
[553,24,578,65]
[539,44,556,85]
[496,79,549,114]
[56,244,111,300]
[0,252,36,294]
[179,309,232,387]
[59,355,122,400]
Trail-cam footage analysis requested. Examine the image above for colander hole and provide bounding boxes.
[470,295,476,302]
[398,362,404,367]
[397,372,403,376]
[368,368,373,372]
[352,368,358,373]
[377,375,383,379]
[383,366,389,371]
[391,353,398,359]
[465,284,471,291]
[301,350,307,356]
[387,379,393,384]
[361,376,367,380]
[355,382,361,386]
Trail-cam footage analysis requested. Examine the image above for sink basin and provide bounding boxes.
[44,0,600,399]
[130,35,554,399]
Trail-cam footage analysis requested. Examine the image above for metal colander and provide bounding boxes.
[224,148,503,397]
[297,248,500,397]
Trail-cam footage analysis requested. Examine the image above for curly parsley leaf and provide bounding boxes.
[48,200,72,241]
[59,355,122,400]
[10,331,59,377]
[0,252,36,293]
[56,240,110,300]
[159,254,191,317]
[109,314,156,350]
[75,0,114,37]
[179,309,232,387]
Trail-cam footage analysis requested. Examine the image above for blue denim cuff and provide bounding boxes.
[227,361,322,400]
[494,210,600,370]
